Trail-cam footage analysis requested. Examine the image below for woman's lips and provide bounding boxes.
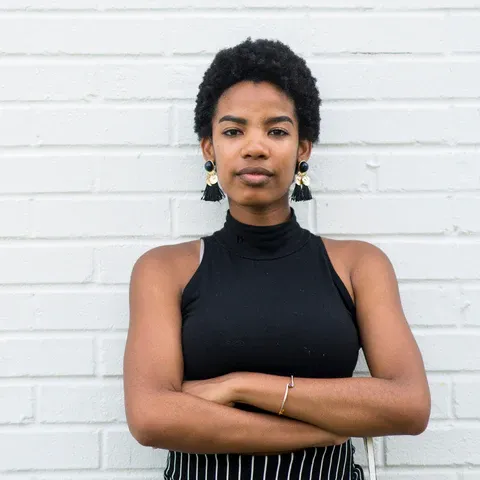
[236,167,273,186]
[237,172,272,186]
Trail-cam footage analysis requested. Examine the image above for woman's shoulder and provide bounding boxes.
[318,236,390,306]
[130,240,203,293]
[320,236,388,275]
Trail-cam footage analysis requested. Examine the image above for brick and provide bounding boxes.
[316,196,453,234]
[0,247,93,284]
[0,431,99,469]
[376,242,480,280]
[449,106,480,144]
[100,62,207,100]
[454,378,480,419]
[39,384,125,422]
[0,200,30,237]
[386,426,480,465]
[462,287,480,326]
[0,292,128,331]
[0,64,99,101]
[321,107,449,145]
[309,154,375,192]
[32,198,170,237]
[173,198,227,236]
[0,16,445,56]
[449,13,480,53]
[175,105,197,146]
[378,474,455,480]
[99,335,126,376]
[0,293,35,331]
[217,0,479,6]
[308,15,445,54]
[453,197,480,233]
[0,338,95,376]
[0,386,34,424]
[0,155,95,193]
[0,107,169,146]
[0,476,39,480]
[104,430,168,469]
[428,378,451,419]
[310,59,480,100]
[0,61,207,102]
[291,202,314,231]
[377,154,480,191]
[96,244,157,284]
[354,350,369,374]
[399,285,461,327]
[0,17,169,55]
[173,15,445,55]
[464,473,480,479]
[34,292,128,330]
[96,154,204,193]
[3,0,480,8]
[415,332,480,372]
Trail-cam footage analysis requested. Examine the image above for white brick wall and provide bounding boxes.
[0,1,479,478]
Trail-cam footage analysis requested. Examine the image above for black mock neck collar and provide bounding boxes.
[213,207,310,260]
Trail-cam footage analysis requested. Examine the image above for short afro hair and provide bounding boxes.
[194,37,321,144]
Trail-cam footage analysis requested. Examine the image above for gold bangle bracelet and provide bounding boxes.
[278,375,295,415]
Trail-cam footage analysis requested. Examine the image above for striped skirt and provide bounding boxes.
[164,439,365,479]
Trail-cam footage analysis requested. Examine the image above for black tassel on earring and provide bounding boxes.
[290,161,312,202]
[201,160,225,202]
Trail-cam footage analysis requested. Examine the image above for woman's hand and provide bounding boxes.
[182,373,238,407]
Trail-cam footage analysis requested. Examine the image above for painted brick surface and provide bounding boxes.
[1,1,478,477]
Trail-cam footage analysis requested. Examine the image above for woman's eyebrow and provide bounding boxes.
[218,115,294,125]
[218,115,247,125]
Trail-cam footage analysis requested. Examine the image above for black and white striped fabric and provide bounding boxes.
[164,439,364,479]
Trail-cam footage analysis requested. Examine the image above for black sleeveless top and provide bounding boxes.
[164,208,365,480]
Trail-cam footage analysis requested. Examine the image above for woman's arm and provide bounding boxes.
[131,388,347,454]
[225,242,431,437]
[124,246,347,454]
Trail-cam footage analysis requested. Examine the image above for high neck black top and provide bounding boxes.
[166,208,364,480]
[213,208,310,260]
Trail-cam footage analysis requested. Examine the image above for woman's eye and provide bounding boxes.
[223,129,242,136]
[270,129,288,136]
[222,128,288,137]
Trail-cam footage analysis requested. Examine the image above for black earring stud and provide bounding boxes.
[201,161,225,202]
[291,161,312,202]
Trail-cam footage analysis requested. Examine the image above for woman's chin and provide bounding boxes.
[228,189,287,208]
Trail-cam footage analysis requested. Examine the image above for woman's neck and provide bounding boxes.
[227,201,292,227]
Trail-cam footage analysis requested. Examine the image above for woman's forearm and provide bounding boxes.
[232,373,430,437]
[131,390,347,454]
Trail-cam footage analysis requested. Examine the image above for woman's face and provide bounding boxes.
[200,81,311,208]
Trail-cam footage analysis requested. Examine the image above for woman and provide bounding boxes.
[123,38,431,479]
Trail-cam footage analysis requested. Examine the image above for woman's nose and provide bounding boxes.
[240,135,270,158]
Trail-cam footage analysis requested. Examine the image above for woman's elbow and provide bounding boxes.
[126,405,170,448]
[404,390,431,436]
[130,417,172,448]
[409,403,431,435]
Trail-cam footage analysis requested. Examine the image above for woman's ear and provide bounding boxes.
[200,136,215,162]
[297,139,312,162]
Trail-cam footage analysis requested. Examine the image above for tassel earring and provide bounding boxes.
[201,160,225,202]
[290,161,312,202]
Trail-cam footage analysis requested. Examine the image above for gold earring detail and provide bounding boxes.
[201,160,225,202]
[291,161,312,202]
